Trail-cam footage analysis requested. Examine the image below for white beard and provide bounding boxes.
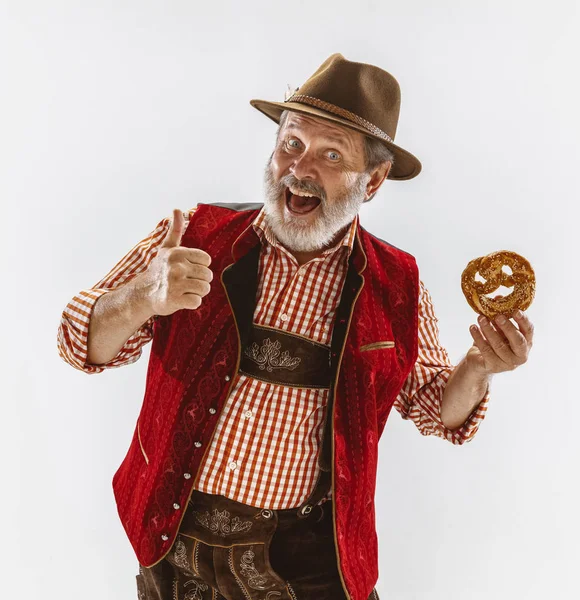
[262,157,369,253]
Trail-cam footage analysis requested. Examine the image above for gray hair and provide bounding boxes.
[276,110,394,202]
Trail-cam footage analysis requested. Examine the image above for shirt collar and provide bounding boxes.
[251,206,358,259]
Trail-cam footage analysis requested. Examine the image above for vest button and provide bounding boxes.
[209,407,216,414]
[194,441,202,448]
[183,473,191,479]
[300,504,312,516]
[161,534,169,541]
[225,375,231,382]
[261,509,273,519]
[173,503,181,510]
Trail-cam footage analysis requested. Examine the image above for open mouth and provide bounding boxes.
[285,186,321,216]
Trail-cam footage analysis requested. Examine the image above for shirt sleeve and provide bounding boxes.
[393,279,490,444]
[57,207,197,374]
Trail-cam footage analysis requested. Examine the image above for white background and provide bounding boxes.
[1,1,578,598]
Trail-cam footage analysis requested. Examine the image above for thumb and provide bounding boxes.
[161,209,185,248]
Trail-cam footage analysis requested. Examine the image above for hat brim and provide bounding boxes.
[249,98,422,181]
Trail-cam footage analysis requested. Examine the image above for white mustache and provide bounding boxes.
[281,178,325,201]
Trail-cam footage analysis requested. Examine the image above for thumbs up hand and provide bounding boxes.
[141,209,213,316]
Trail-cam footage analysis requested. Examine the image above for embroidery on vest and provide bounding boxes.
[243,338,301,372]
[239,546,279,592]
[192,508,253,537]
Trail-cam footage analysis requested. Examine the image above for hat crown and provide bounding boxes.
[290,53,402,140]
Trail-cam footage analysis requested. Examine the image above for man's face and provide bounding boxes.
[263,112,373,253]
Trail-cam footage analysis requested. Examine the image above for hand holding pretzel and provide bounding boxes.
[467,309,534,375]
[462,250,535,376]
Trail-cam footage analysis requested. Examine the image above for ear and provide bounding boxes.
[365,161,391,201]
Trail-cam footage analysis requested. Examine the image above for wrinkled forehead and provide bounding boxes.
[281,112,363,153]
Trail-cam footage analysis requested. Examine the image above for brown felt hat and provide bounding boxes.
[250,53,422,181]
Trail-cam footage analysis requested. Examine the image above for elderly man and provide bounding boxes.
[58,53,533,600]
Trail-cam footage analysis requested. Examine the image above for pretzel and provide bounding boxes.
[461,250,535,319]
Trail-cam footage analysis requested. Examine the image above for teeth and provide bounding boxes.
[289,186,317,198]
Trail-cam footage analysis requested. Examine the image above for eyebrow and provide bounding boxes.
[284,126,352,152]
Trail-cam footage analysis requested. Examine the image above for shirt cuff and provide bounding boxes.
[432,369,490,445]
[57,288,153,373]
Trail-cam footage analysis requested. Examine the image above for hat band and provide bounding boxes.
[284,93,393,143]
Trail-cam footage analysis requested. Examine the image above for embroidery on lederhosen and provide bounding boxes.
[174,538,196,575]
[243,338,301,372]
[239,546,278,591]
[239,324,332,389]
[193,508,253,537]
[183,579,210,600]
[173,539,210,600]
[173,577,210,600]
[227,547,283,600]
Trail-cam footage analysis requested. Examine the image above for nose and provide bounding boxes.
[289,149,318,182]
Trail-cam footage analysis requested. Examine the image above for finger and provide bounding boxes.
[183,263,214,283]
[469,324,500,368]
[180,293,203,310]
[478,315,509,345]
[493,314,529,359]
[182,247,212,268]
[161,208,185,248]
[512,310,534,345]
[477,316,517,364]
[181,278,211,298]
[170,247,212,270]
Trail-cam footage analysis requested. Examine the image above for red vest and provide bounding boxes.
[112,203,419,600]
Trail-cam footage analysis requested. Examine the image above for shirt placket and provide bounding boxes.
[275,248,303,331]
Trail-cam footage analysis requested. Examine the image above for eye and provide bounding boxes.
[287,138,300,148]
[328,151,341,161]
